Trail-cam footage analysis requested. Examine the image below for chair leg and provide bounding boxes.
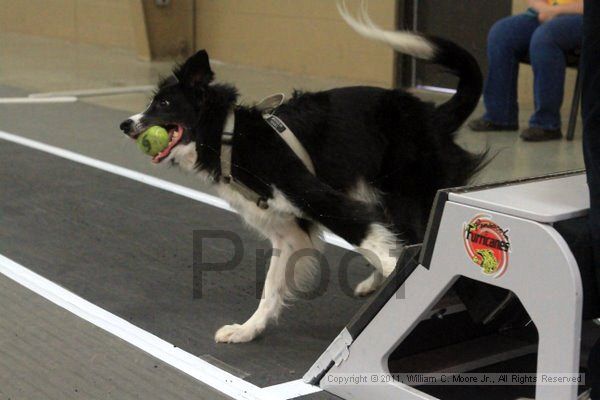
[567,69,583,141]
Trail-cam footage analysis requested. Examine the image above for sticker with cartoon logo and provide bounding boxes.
[463,214,511,278]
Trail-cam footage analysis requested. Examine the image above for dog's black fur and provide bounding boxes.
[121,36,484,246]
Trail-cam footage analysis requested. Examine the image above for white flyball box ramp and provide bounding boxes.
[304,170,598,400]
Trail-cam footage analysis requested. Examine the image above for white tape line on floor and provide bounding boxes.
[0,130,327,399]
[0,96,77,104]
[0,253,264,400]
[261,379,322,400]
[0,130,353,251]
[28,85,155,99]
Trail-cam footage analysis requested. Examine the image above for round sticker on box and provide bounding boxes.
[463,214,511,278]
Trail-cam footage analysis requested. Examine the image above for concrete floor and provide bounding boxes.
[0,274,228,400]
[0,32,589,399]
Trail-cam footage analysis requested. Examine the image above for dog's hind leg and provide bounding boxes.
[277,175,402,295]
[354,223,401,294]
[346,179,396,296]
[214,221,321,343]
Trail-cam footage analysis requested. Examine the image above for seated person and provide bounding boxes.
[469,0,583,141]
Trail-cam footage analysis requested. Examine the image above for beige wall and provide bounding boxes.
[0,0,396,85]
[194,0,397,87]
[0,0,136,50]
[5,0,576,96]
[143,0,194,60]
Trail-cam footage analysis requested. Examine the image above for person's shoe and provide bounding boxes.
[520,127,562,142]
[468,118,519,132]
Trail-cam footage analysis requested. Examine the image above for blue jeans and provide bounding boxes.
[483,13,583,130]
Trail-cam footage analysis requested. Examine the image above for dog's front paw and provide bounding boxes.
[354,272,383,297]
[214,323,260,343]
[354,280,377,297]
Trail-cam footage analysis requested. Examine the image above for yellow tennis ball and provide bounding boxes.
[137,126,169,156]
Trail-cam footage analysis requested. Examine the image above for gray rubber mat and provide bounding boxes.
[0,140,370,387]
[0,274,230,400]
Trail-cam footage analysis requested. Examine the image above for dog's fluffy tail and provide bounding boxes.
[338,1,483,135]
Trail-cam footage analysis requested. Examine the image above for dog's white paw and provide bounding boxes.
[354,280,377,297]
[354,272,383,297]
[214,323,259,343]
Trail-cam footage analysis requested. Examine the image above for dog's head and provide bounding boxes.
[119,50,216,165]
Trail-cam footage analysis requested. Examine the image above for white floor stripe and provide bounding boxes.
[0,130,333,397]
[0,96,77,104]
[28,85,155,98]
[0,130,354,251]
[260,379,322,399]
[0,253,264,400]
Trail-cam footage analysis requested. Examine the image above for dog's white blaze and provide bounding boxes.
[127,112,148,133]
[348,178,382,205]
[338,1,436,60]
[358,223,401,277]
[129,112,143,124]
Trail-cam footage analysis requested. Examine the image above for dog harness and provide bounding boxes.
[220,93,315,209]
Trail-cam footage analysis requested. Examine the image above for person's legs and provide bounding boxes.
[482,14,539,127]
[582,0,600,397]
[528,15,583,131]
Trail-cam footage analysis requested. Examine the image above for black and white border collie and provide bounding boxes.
[120,5,485,343]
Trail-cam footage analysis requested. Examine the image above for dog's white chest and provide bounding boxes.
[168,141,303,237]
[216,184,302,238]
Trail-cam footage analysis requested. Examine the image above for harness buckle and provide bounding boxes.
[257,198,269,210]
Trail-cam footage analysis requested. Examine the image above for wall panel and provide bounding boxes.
[194,0,396,86]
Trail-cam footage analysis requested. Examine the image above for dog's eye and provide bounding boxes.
[159,99,170,107]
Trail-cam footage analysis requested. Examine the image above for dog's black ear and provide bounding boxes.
[175,50,214,88]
